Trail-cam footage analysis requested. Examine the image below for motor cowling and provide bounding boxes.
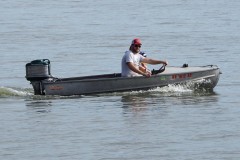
[26,59,52,81]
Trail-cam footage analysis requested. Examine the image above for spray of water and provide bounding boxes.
[0,86,33,97]
[127,79,213,96]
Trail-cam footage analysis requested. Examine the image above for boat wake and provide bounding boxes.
[124,79,214,96]
[151,84,193,93]
[126,84,193,96]
[154,79,212,93]
[0,86,33,97]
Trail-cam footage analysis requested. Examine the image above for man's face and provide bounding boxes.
[132,44,141,53]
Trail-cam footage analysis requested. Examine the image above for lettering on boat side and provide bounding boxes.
[49,85,63,90]
[172,73,192,79]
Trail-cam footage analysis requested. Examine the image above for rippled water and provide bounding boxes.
[1,0,240,159]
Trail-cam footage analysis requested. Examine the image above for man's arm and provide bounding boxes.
[127,62,151,77]
[142,58,168,65]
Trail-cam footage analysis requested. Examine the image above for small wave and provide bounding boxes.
[0,86,33,97]
[150,84,193,93]
[105,83,194,97]
[127,79,213,96]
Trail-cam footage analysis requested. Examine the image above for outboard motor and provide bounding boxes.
[25,59,52,95]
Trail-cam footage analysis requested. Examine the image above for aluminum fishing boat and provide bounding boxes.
[25,59,221,96]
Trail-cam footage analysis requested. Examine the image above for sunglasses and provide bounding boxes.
[134,45,141,48]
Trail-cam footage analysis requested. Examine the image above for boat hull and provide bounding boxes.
[30,65,220,96]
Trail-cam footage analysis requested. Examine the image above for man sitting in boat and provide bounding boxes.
[121,38,168,77]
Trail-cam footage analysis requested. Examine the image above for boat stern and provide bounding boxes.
[25,59,52,95]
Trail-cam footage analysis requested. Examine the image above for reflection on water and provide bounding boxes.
[25,100,53,113]
[121,95,149,112]
[121,90,219,113]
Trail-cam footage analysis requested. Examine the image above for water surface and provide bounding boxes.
[1,0,240,159]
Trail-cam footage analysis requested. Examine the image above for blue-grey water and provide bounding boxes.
[1,0,240,159]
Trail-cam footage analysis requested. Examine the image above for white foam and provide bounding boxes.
[0,86,33,97]
[153,84,193,93]
[126,84,193,96]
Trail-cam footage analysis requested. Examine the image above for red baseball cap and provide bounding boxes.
[131,38,142,45]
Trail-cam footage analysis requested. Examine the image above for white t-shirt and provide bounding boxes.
[121,50,144,77]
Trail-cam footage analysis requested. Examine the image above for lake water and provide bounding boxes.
[1,0,240,159]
